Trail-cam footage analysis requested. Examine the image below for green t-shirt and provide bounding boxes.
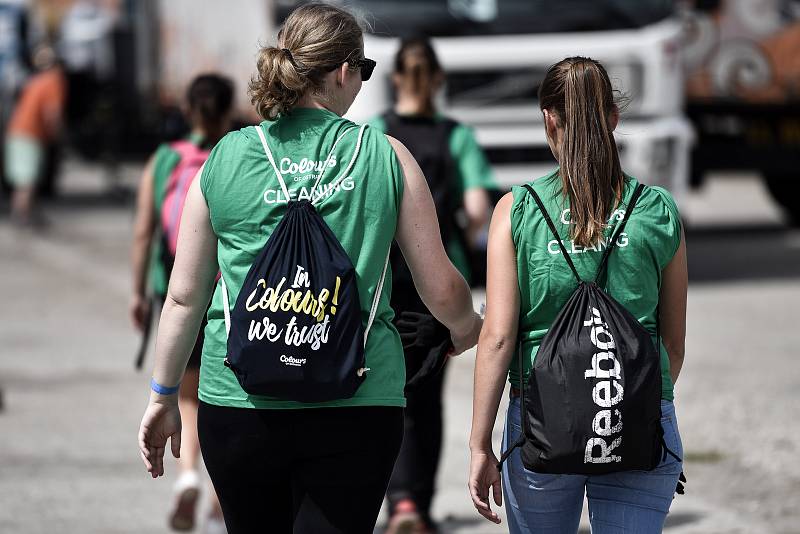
[509,171,681,401]
[199,108,406,409]
[368,113,496,280]
[148,133,206,296]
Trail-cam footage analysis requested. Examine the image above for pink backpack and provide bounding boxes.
[160,141,210,257]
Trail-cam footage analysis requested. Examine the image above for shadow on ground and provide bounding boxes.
[374,515,485,534]
[687,224,800,283]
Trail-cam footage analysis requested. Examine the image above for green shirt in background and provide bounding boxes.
[199,108,406,409]
[509,171,682,401]
[368,114,496,281]
[148,133,206,297]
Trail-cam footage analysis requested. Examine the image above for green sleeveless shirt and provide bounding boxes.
[509,171,681,401]
[198,108,405,409]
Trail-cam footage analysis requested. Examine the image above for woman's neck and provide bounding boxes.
[394,95,435,117]
[297,94,341,116]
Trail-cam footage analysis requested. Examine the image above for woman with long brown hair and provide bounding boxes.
[468,57,687,533]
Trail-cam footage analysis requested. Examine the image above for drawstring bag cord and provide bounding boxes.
[659,427,686,496]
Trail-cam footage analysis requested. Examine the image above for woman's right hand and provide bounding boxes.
[469,448,503,524]
[138,396,182,478]
[130,294,151,332]
[450,312,483,356]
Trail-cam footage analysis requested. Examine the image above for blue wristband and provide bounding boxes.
[150,378,180,395]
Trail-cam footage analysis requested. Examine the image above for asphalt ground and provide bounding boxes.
[1,162,798,533]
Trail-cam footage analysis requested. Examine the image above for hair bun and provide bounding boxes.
[248,3,363,120]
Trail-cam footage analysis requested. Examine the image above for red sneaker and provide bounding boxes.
[386,499,423,534]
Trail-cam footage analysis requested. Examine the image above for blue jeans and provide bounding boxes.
[502,397,683,534]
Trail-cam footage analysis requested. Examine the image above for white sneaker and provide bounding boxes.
[202,514,227,534]
[169,470,201,531]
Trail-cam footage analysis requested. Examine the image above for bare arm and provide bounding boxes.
[463,187,490,245]
[470,192,519,451]
[659,231,687,384]
[468,192,518,524]
[139,167,218,478]
[389,135,480,352]
[150,169,218,391]
[130,155,157,331]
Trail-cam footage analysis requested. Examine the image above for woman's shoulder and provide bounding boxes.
[222,124,261,147]
[511,170,560,209]
[153,141,178,163]
[359,120,391,146]
[199,127,261,194]
[507,171,561,242]
[632,179,681,222]
[193,127,250,160]
[627,178,683,263]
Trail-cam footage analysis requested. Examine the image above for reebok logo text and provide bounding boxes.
[583,306,624,464]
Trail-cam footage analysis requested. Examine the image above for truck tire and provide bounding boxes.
[764,174,800,226]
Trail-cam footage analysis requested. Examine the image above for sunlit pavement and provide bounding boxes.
[1,161,798,533]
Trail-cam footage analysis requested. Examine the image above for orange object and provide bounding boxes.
[7,68,67,141]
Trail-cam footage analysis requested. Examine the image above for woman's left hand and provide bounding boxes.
[468,449,503,524]
[138,398,182,478]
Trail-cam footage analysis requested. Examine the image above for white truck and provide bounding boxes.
[83,0,694,202]
[274,0,694,199]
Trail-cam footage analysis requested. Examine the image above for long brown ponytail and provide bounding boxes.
[538,57,623,247]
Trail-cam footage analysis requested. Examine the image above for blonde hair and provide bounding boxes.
[538,57,623,248]
[249,3,363,120]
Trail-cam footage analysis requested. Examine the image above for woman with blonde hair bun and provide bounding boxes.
[137,3,481,533]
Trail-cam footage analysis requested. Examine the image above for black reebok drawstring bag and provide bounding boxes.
[499,183,680,475]
[221,124,390,402]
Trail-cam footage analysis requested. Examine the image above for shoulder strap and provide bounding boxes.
[255,125,291,201]
[523,184,581,284]
[497,337,528,470]
[170,139,208,159]
[312,124,366,206]
[152,145,177,204]
[594,183,646,283]
[221,275,231,336]
[363,247,390,347]
[255,123,364,206]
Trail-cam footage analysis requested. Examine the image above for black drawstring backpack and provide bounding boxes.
[499,183,681,475]
[221,124,390,402]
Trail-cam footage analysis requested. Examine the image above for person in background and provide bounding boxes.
[130,74,234,534]
[0,0,33,138]
[4,43,65,228]
[136,4,481,532]
[469,56,687,533]
[369,37,495,534]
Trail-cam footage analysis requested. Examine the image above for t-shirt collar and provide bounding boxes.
[282,106,341,121]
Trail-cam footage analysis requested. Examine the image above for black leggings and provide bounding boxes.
[386,361,448,525]
[198,401,404,534]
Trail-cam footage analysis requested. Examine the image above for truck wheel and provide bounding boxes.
[764,174,800,226]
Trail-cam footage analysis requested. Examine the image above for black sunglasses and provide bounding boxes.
[353,57,377,81]
[329,57,377,82]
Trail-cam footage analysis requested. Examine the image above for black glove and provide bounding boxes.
[394,311,453,390]
[396,311,449,349]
